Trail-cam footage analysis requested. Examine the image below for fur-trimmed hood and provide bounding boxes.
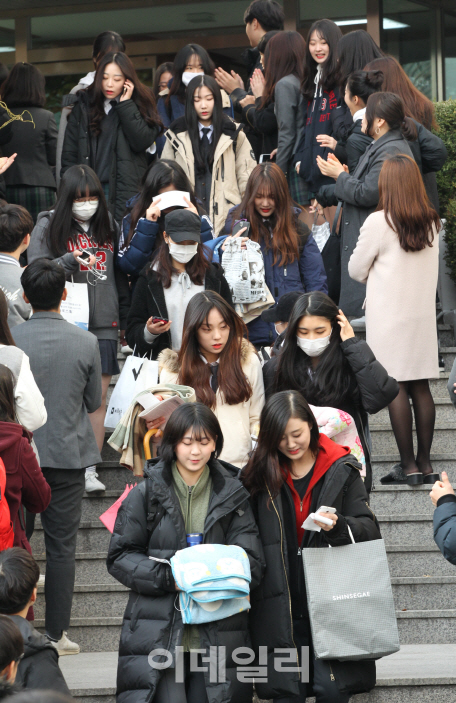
[158,338,257,376]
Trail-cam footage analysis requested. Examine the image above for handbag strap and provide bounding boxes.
[328,524,355,548]
[331,201,343,237]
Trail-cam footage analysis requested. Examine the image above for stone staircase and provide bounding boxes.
[30,325,456,702]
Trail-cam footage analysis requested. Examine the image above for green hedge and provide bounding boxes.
[435,100,456,283]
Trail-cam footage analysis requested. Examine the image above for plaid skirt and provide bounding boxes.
[288,169,316,207]
[6,185,56,224]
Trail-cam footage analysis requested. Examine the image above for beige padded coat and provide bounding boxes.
[158,339,264,468]
[348,210,439,382]
[161,116,256,236]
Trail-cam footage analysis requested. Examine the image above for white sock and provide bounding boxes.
[85,466,96,476]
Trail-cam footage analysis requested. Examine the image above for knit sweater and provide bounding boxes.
[171,461,212,651]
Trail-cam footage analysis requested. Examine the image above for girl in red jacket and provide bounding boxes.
[0,364,50,555]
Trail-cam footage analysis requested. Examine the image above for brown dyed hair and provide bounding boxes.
[377,154,440,252]
[364,56,437,130]
[177,291,252,409]
[89,52,162,136]
[261,31,306,108]
[233,163,300,266]
[151,238,210,288]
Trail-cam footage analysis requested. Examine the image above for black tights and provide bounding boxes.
[387,379,435,475]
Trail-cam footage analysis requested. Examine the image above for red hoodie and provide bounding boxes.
[0,421,51,553]
[284,433,351,545]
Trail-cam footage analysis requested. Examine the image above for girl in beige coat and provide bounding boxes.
[158,291,264,468]
[161,75,256,236]
[349,154,440,487]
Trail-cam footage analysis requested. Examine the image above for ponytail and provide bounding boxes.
[346,70,383,105]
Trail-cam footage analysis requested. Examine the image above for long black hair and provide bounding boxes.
[301,19,342,101]
[243,390,320,498]
[274,292,354,406]
[185,75,224,175]
[2,62,46,108]
[88,51,162,137]
[46,165,113,256]
[126,160,200,248]
[336,29,384,93]
[160,402,223,465]
[92,31,125,63]
[168,44,215,106]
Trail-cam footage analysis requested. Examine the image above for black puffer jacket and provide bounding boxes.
[263,337,399,491]
[61,91,161,222]
[248,445,381,699]
[8,615,70,695]
[107,457,264,703]
[125,261,233,358]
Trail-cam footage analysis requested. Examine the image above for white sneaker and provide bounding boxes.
[49,631,80,656]
[350,316,366,331]
[120,345,133,355]
[85,472,106,492]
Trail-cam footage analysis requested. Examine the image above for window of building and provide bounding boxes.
[381,0,435,99]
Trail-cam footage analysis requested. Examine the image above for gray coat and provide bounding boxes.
[335,130,414,317]
[274,74,305,174]
[12,312,102,469]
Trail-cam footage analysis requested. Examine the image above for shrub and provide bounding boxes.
[434,100,456,283]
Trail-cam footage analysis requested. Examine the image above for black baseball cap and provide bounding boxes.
[164,209,201,243]
[261,291,303,323]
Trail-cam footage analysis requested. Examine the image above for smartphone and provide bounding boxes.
[76,251,91,264]
[151,317,169,325]
[232,221,251,238]
[259,153,272,164]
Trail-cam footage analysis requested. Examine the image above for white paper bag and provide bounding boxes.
[105,355,158,429]
[60,281,89,331]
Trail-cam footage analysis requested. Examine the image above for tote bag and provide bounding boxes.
[60,279,89,331]
[302,527,399,661]
[105,354,158,429]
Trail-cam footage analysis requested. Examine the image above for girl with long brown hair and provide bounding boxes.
[239,30,306,178]
[205,163,327,348]
[126,209,232,359]
[349,154,441,486]
[158,290,264,468]
[363,55,447,212]
[62,51,162,221]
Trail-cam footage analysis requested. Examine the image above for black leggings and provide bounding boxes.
[153,653,208,703]
[274,619,351,703]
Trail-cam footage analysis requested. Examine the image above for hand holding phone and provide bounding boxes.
[120,79,134,102]
[146,316,172,336]
[74,249,96,267]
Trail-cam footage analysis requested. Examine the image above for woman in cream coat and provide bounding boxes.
[158,291,264,468]
[349,154,440,487]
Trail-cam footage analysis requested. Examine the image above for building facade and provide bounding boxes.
[0,0,454,104]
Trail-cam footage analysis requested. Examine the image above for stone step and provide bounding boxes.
[370,485,437,514]
[355,323,454,346]
[79,491,129,523]
[35,616,121,653]
[396,609,456,644]
[372,454,456,484]
[371,398,454,426]
[370,423,456,454]
[377,515,435,546]
[62,646,456,703]
[30,520,113,553]
[429,372,450,397]
[34,583,129,619]
[386,544,456,577]
[392,576,456,611]
[439,346,456,372]
[34,552,115,584]
[95,463,135,490]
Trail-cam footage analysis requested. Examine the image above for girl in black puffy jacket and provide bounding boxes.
[243,390,381,702]
[263,292,399,492]
[107,402,264,703]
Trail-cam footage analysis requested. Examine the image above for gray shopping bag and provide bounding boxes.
[302,527,400,661]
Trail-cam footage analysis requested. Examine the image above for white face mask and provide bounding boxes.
[168,241,198,264]
[182,71,204,87]
[72,200,99,222]
[296,333,331,357]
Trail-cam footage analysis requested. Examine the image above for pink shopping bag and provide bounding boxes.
[99,483,136,533]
